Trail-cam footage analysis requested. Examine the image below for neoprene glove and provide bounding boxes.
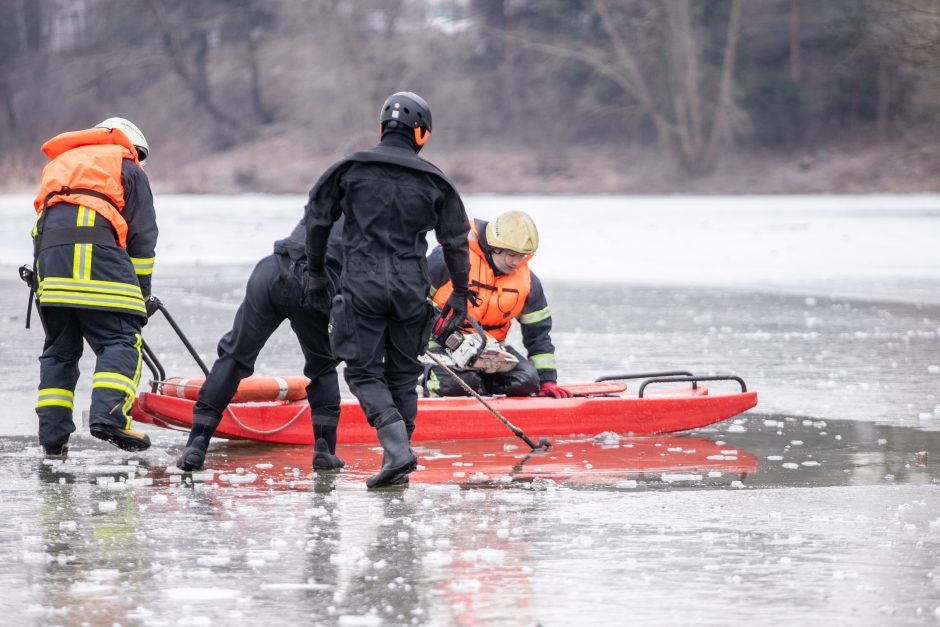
[303,270,333,311]
[539,381,572,399]
[434,291,468,341]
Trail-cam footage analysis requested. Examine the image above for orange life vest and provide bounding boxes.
[33,127,141,249]
[433,220,532,341]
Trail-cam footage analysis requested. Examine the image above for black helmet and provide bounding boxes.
[380,91,432,148]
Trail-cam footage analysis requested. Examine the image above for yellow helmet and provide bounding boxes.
[485,210,539,255]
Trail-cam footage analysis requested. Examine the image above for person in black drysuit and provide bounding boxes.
[304,91,470,489]
[176,216,346,472]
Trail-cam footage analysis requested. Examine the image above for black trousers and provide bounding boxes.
[424,345,540,397]
[330,268,434,430]
[192,254,340,430]
[37,307,143,446]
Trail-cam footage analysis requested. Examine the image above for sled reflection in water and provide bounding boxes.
[99,433,758,492]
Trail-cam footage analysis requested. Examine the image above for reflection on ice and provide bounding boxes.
[1,415,938,624]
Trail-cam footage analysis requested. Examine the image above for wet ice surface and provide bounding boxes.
[1,194,940,624]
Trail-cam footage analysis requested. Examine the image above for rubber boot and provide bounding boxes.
[43,442,69,458]
[367,421,417,489]
[385,422,416,486]
[176,420,215,471]
[313,437,345,470]
[90,424,151,452]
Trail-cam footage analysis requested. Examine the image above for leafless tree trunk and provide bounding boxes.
[704,0,743,163]
[150,0,245,133]
[245,26,274,124]
[789,0,802,82]
[877,58,889,141]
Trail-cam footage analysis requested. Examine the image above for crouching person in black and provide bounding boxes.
[304,91,470,488]
[176,216,345,472]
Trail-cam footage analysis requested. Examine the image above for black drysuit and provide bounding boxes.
[191,217,345,433]
[305,137,469,432]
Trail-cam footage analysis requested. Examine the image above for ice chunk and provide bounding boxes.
[927,365,939,374]
[98,501,117,512]
[782,463,799,469]
[661,473,703,482]
[219,473,258,484]
[448,579,482,593]
[164,587,241,601]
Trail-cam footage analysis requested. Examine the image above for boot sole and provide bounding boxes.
[90,425,151,452]
[177,448,207,472]
[366,459,418,489]
[313,455,346,471]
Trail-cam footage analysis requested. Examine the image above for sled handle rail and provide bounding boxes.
[141,339,165,393]
[596,371,695,386]
[637,374,747,398]
[147,296,210,376]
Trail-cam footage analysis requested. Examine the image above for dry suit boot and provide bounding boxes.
[313,437,345,470]
[367,421,418,489]
[43,443,69,458]
[90,424,151,452]
[177,422,216,471]
[378,422,415,485]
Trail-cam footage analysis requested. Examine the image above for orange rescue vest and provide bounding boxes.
[33,127,141,249]
[433,221,532,341]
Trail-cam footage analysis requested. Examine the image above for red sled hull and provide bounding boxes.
[133,387,759,445]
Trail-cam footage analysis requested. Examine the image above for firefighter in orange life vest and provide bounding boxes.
[31,118,157,456]
[425,210,572,399]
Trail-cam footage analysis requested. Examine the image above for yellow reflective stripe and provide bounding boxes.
[529,353,556,370]
[37,388,75,410]
[38,291,147,313]
[73,243,82,277]
[93,372,138,396]
[130,256,155,276]
[125,334,143,426]
[31,212,41,238]
[82,243,92,280]
[519,307,551,325]
[39,276,144,296]
[72,243,92,281]
[76,205,95,227]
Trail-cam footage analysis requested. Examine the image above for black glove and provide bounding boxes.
[303,270,333,311]
[145,295,160,317]
[434,291,468,341]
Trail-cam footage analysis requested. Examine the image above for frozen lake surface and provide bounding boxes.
[1,194,939,624]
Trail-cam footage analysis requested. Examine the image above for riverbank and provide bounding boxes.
[2,132,937,195]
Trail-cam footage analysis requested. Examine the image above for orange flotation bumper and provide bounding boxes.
[159,376,309,403]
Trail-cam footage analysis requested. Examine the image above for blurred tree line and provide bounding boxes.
[0,0,937,191]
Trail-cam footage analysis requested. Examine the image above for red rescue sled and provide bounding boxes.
[131,371,758,445]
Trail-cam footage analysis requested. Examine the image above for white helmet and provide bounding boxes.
[96,117,149,162]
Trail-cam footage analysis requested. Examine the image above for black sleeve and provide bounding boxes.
[304,165,346,273]
[518,271,558,384]
[120,160,158,298]
[426,246,450,291]
[433,186,469,297]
